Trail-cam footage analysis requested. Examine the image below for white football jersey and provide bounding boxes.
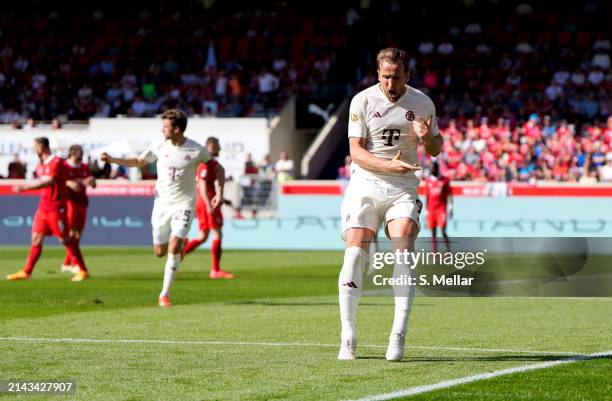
[139,138,210,207]
[348,83,440,184]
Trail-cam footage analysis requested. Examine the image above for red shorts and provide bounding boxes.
[67,202,87,232]
[196,202,223,231]
[426,210,447,230]
[32,208,69,239]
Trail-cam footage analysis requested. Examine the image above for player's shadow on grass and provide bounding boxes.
[230,301,357,306]
[228,301,436,307]
[356,355,596,362]
[229,301,436,307]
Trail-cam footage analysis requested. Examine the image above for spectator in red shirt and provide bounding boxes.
[603,116,612,145]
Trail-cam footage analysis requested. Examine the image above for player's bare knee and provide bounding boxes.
[387,218,419,239]
[31,233,44,246]
[211,228,222,241]
[167,237,184,254]
[154,246,167,258]
[345,228,375,251]
[198,230,209,242]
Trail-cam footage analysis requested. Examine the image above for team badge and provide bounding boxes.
[350,114,359,122]
[405,111,415,121]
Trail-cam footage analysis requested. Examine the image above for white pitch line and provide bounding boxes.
[0,337,584,356]
[345,350,612,401]
[407,345,584,356]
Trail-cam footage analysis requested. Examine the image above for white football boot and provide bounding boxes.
[338,338,357,360]
[60,264,74,273]
[386,333,406,362]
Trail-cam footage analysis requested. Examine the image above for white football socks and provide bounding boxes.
[390,259,416,336]
[160,253,180,297]
[339,246,368,341]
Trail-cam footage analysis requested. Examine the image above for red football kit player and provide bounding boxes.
[61,145,96,273]
[196,160,223,232]
[182,137,234,279]
[425,162,453,252]
[7,137,89,282]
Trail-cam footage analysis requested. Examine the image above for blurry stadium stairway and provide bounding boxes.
[301,98,350,179]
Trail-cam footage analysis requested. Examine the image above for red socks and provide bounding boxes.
[183,236,222,272]
[63,247,73,266]
[211,239,222,272]
[184,239,204,255]
[23,239,86,275]
[24,244,43,274]
[66,238,87,272]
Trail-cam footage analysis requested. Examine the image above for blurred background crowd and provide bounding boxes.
[0,0,610,182]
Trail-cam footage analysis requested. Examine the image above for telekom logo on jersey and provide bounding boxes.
[168,167,184,181]
[381,129,401,146]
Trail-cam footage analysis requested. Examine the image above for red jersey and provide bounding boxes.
[35,155,68,212]
[425,176,451,212]
[196,159,219,202]
[603,128,612,145]
[523,122,541,138]
[65,160,93,207]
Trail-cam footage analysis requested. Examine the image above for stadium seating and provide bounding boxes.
[0,1,610,182]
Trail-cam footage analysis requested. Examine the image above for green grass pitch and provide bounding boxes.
[0,247,610,401]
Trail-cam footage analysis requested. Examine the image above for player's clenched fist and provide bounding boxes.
[414,115,433,139]
[385,150,420,175]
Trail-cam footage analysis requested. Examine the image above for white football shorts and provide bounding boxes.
[151,202,195,245]
[341,175,422,240]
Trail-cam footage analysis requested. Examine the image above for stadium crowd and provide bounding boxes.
[0,1,611,183]
[419,114,612,183]
[0,3,348,122]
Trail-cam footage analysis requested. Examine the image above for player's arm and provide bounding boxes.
[415,115,443,157]
[447,183,454,219]
[349,137,419,174]
[348,95,419,174]
[100,152,148,168]
[13,160,63,193]
[198,171,213,210]
[211,163,226,209]
[66,179,81,192]
[12,176,54,193]
[66,175,96,193]
[82,175,97,188]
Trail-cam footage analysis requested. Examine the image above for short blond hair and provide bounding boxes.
[376,47,410,73]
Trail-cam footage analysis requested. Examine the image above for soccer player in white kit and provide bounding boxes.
[100,109,210,307]
[338,48,443,361]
